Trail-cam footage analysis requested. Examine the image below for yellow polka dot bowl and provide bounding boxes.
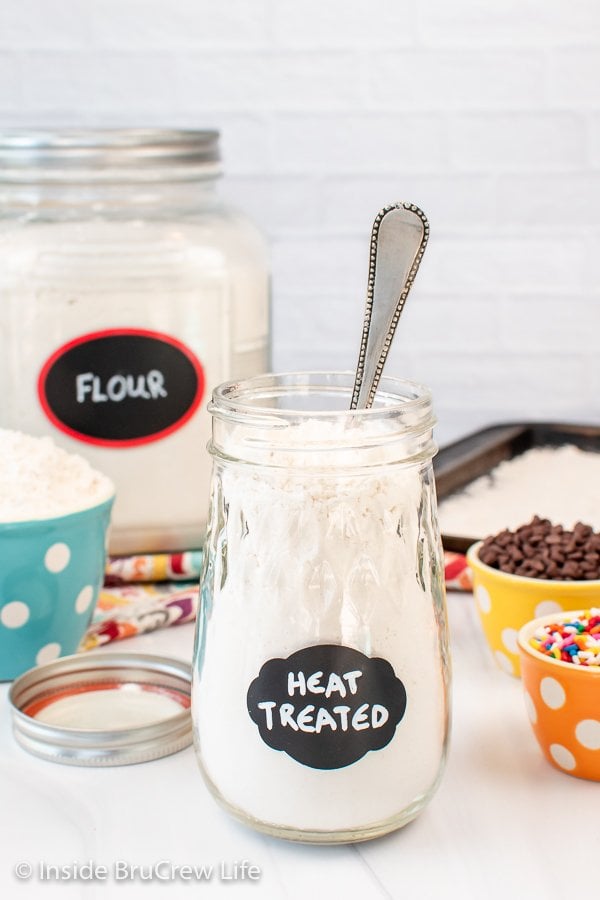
[518,611,600,781]
[0,494,114,681]
[466,542,600,678]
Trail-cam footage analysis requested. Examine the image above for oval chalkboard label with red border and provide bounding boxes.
[38,329,205,447]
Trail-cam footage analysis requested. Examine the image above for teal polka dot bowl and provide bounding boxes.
[0,494,114,681]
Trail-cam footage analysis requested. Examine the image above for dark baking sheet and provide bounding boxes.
[434,422,600,553]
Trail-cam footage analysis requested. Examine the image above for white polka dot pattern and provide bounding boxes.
[36,643,61,666]
[540,676,566,710]
[44,543,71,573]
[524,691,537,725]
[575,719,600,751]
[75,585,94,614]
[550,743,576,771]
[501,627,518,654]
[476,585,491,614]
[534,600,563,618]
[0,601,30,628]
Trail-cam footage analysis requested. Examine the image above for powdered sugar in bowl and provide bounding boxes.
[0,430,114,680]
[192,372,450,843]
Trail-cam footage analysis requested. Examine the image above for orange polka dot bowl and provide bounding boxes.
[518,610,600,781]
[466,542,600,678]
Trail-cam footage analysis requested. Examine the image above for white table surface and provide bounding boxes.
[1,590,597,900]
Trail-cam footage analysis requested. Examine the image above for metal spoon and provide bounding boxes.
[350,202,429,410]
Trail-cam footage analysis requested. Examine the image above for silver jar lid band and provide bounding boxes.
[9,652,193,767]
[0,128,221,180]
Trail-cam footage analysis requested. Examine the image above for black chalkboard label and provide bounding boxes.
[38,328,205,447]
[247,644,407,770]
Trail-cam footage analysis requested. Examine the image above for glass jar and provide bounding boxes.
[193,372,450,843]
[0,129,270,553]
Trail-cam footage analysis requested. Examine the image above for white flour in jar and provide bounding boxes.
[0,429,114,522]
[194,419,448,833]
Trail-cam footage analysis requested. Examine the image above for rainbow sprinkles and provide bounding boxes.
[529,610,600,665]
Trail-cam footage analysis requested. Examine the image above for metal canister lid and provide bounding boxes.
[8,652,193,766]
[0,128,221,181]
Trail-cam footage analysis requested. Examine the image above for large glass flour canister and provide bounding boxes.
[0,129,270,553]
[193,372,450,842]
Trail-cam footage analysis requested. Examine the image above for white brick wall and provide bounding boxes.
[1,0,599,444]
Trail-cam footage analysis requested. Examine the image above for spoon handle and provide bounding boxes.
[350,202,429,410]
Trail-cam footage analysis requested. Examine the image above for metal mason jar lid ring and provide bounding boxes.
[8,652,193,766]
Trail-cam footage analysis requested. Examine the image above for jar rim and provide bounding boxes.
[210,371,434,424]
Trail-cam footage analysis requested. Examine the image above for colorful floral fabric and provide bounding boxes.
[104,550,202,585]
[444,551,473,591]
[81,582,199,651]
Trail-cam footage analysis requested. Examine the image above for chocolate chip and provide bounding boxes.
[478,518,600,581]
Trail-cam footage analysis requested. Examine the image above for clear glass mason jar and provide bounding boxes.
[193,372,451,843]
[0,129,270,553]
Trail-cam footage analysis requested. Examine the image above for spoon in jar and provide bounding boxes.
[350,202,429,410]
